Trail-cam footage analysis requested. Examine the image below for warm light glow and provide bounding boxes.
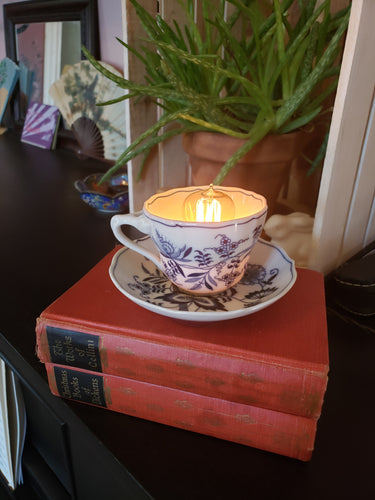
[183,185,236,222]
[196,193,221,221]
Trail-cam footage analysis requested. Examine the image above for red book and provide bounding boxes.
[45,362,317,461]
[36,247,329,419]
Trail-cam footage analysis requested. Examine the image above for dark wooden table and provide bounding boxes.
[0,131,374,500]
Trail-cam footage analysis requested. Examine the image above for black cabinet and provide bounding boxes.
[0,334,151,499]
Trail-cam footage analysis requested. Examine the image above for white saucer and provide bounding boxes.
[109,237,296,322]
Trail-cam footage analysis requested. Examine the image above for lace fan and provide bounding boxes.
[49,60,126,161]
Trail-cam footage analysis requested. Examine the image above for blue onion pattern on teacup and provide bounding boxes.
[111,186,267,295]
[154,226,263,293]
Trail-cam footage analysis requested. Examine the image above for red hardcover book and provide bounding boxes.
[36,247,329,419]
[45,362,317,461]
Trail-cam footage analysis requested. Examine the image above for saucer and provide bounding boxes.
[109,237,296,322]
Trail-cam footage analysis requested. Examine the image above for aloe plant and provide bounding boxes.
[82,0,350,185]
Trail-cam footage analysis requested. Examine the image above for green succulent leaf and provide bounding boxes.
[82,0,351,185]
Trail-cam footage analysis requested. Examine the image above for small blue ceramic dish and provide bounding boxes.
[74,172,129,214]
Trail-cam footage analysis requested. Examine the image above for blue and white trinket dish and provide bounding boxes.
[74,172,129,214]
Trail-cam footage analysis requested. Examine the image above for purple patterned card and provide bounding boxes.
[21,102,61,149]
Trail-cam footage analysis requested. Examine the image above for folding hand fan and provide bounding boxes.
[49,60,126,161]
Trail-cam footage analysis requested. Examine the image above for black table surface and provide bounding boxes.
[1,131,374,500]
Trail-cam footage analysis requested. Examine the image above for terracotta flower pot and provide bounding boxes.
[182,131,311,218]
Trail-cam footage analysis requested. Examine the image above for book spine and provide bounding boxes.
[45,363,316,462]
[36,321,327,419]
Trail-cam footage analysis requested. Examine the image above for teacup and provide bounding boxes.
[111,186,267,295]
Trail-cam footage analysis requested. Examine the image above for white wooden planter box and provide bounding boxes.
[310,0,375,273]
[121,0,375,275]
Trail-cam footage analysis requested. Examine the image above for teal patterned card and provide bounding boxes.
[0,58,20,125]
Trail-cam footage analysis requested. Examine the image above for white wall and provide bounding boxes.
[310,0,375,274]
[97,0,124,72]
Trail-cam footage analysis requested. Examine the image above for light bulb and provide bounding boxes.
[183,185,235,222]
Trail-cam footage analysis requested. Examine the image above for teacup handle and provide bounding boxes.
[111,213,163,270]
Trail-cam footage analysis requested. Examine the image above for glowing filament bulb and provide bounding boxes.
[183,184,235,222]
[196,188,221,221]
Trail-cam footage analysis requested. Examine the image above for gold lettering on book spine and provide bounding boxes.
[60,369,71,398]
[87,339,99,370]
[64,335,75,363]
[91,376,102,405]
[71,376,82,400]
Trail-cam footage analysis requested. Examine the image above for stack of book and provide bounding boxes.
[35,247,329,461]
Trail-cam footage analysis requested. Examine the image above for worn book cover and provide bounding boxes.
[36,247,329,419]
[45,362,317,461]
[21,102,60,150]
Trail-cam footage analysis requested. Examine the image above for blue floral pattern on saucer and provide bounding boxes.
[109,237,297,322]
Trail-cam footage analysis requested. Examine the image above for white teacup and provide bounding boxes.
[111,186,267,295]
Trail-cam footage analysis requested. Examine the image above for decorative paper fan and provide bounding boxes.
[49,60,126,161]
